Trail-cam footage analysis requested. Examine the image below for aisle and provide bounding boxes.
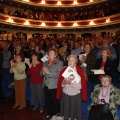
[0,97,46,120]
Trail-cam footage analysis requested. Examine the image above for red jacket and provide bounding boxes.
[56,65,87,101]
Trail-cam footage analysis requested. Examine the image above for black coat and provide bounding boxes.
[0,52,3,69]
[95,58,115,76]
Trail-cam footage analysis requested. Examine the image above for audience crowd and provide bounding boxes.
[0,3,120,21]
[0,30,120,120]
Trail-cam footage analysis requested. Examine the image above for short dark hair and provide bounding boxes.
[84,42,92,49]
[31,52,39,60]
[15,53,25,62]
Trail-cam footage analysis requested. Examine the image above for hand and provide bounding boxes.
[43,67,49,74]
[97,99,102,104]
[63,78,74,84]
[10,60,16,67]
[81,55,86,62]
[26,61,32,68]
[100,67,104,70]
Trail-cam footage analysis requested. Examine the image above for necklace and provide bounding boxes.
[102,86,110,97]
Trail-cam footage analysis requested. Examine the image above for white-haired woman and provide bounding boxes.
[88,75,120,120]
[57,54,87,120]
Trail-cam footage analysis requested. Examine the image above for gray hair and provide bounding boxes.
[100,75,112,82]
[67,54,78,64]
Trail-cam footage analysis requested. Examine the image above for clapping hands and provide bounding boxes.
[43,67,50,74]
[10,60,16,67]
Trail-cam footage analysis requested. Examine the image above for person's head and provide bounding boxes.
[2,42,8,51]
[100,75,112,87]
[74,41,80,49]
[15,53,24,63]
[84,43,92,53]
[48,48,58,60]
[63,43,68,50]
[102,38,109,47]
[35,45,40,53]
[67,54,78,68]
[59,47,66,57]
[15,45,21,53]
[30,41,36,48]
[100,48,112,59]
[31,52,39,62]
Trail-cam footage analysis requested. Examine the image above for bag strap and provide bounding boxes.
[101,99,106,104]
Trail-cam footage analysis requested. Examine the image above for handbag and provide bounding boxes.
[89,99,110,117]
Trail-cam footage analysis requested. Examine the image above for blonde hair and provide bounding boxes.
[67,54,78,63]
[100,48,112,58]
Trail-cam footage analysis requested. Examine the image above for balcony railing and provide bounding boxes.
[0,13,119,29]
[13,0,106,7]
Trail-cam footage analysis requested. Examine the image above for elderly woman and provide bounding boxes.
[88,75,120,120]
[56,54,87,120]
[42,48,63,119]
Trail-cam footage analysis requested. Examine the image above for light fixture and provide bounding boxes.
[73,22,78,27]
[7,17,14,23]
[24,20,29,25]
[73,0,77,5]
[58,22,61,27]
[23,0,29,2]
[57,1,61,6]
[41,22,46,27]
[89,20,95,26]
[41,0,45,5]
[90,0,93,2]
[106,18,110,23]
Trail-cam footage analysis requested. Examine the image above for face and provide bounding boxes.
[74,42,80,49]
[101,50,108,58]
[102,39,109,47]
[68,56,76,68]
[84,44,91,53]
[2,43,7,50]
[15,46,21,52]
[35,46,39,52]
[101,77,111,87]
[15,55,22,63]
[63,44,68,49]
[32,55,38,62]
[48,50,56,60]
